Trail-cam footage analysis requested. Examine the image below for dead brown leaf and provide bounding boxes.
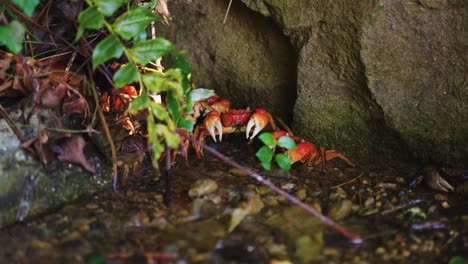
[57,134,96,173]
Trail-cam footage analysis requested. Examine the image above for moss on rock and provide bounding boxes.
[0,149,112,227]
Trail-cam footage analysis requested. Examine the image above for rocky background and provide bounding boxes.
[161,0,468,166]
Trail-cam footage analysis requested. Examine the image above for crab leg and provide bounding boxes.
[323,150,355,167]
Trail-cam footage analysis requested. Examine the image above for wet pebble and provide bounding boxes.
[30,239,52,249]
[71,218,90,232]
[188,179,218,198]
[327,199,353,220]
[229,168,249,177]
[364,197,374,208]
[267,243,288,257]
[322,247,339,257]
[244,195,264,215]
[280,183,295,192]
[295,188,307,201]
[85,203,98,209]
[262,195,280,207]
[375,246,386,255]
[434,193,448,201]
[329,187,347,200]
[396,177,405,183]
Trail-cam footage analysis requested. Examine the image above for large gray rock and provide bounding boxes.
[160,0,297,121]
[162,0,468,166]
[361,0,468,165]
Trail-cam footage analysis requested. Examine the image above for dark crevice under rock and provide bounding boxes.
[160,0,298,123]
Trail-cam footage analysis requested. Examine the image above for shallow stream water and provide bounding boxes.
[0,137,466,263]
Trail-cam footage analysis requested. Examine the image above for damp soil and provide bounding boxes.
[0,137,467,263]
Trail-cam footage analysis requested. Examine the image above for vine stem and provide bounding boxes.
[176,129,363,244]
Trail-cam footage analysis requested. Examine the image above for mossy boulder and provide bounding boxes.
[0,112,113,227]
[360,0,468,165]
[163,1,467,166]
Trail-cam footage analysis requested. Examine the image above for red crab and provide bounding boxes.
[273,130,355,170]
[203,108,276,142]
[193,106,276,158]
[99,85,140,134]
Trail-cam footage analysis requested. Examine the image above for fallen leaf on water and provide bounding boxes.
[228,195,264,232]
[228,208,248,233]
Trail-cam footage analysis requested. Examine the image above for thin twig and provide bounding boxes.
[177,129,363,244]
[330,173,364,189]
[223,0,233,24]
[380,199,425,216]
[83,56,119,191]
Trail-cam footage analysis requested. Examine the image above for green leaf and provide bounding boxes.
[147,115,157,142]
[275,153,292,171]
[137,0,157,9]
[256,146,273,171]
[92,35,123,69]
[76,6,104,40]
[150,102,175,129]
[113,8,159,40]
[95,0,127,17]
[188,88,215,102]
[448,256,467,264]
[0,21,25,54]
[258,132,275,148]
[131,38,174,65]
[173,52,192,76]
[173,52,192,94]
[141,72,165,94]
[161,69,184,97]
[261,161,271,171]
[151,141,164,162]
[129,94,150,114]
[277,136,297,150]
[146,116,164,163]
[10,0,39,17]
[155,124,180,149]
[166,91,183,124]
[133,30,148,45]
[113,63,139,87]
[177,116,195,131]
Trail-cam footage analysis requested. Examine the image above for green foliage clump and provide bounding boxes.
[256,132,296,171]
[0,0,197,167]
[77,0,194,165]
[0,0,40,53]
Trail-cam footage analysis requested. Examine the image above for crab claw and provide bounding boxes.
[204,111,223,142]
[287,141,317,164]
[246,108,270,140]
[424,167,455,192]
